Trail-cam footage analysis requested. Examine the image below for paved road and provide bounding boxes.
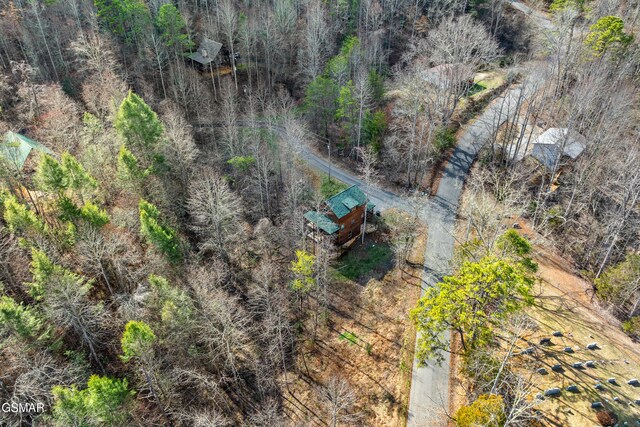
[196,78,545,426]
[406,6,553,424]
[406,79,539,426]
[295,140,411,213]
[508,0,555,30]
[203,121,413,213]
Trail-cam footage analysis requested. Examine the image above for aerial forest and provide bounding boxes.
[1,0,640,426]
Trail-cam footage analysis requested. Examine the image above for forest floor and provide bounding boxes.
[448,210,640,426]
[282,209,427,427]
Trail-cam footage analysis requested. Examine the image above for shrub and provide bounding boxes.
[80,202,110,228]
[622,316,640,338]
[433,127,456,154]
[545,205,565,228]
[138,199,181,263]
[57,196,81,221]
[596,410,618,426]
[227,156,256,172]
[595,254,640,319]
[0,296,45,341]
[3,195,44,235]
[455,394,506,427]
[320,176,349,199]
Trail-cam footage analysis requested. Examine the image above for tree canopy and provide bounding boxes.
[455,394,506,427]
[52,375,134,426]
[156,4,193,51]
[411,252,535,364]
[0,295,45,341]
[115,91,164,151]
[585,16,633,57]
[291,249,316,294]
[595,253,640,320]
[139,199,182,263]
[94,0,151,45]
[121,320,156,362]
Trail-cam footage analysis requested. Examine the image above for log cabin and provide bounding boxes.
[304,185,373,246]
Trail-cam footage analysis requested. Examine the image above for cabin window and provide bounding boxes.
[348,230,353,239]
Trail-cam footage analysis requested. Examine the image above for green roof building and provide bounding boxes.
[304,185,373,245]
[0,131,53,170]
[303,211,340,234]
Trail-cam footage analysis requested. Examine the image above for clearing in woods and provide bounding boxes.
[515,226,640,426]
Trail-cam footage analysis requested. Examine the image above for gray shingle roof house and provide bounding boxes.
[188,38,223,65]
[531,128,586,170]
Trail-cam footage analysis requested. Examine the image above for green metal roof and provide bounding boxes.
[342,196,359,210]
[0,131,53,170]
[325,185,368,219]
[304,211,339,234]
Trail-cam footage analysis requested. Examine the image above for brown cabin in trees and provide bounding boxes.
[304,185,373,246]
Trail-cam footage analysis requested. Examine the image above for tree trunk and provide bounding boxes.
[142,365,174,427]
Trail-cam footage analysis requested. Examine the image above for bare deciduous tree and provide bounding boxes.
[219,79,242,157]
[249,262,292,372]
[300,0,330,82]
[191,280,254,381]
[459,167,527,259]
[0,226,22,291]
[386,68,435,186]
[0,348,84,427]
[219,0,239,89]
[76,226,122,296]
[188,170,243,256]
[70,31,120,82]
[32,84,82,156]
[245,398,287,427]
[161,104,200,192]
[43,272,107,371]
[319,376,360,427]
[356,145,378,243]
[423,15,500,123]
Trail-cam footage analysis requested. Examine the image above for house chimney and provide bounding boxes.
[202,49,208,58]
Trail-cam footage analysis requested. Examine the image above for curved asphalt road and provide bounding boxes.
[196,75,544,426]
[508,0,555,30]
[406,78,543,426]
[295,138,411,213]
[407,4,553,424]
[280,34,550,427]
